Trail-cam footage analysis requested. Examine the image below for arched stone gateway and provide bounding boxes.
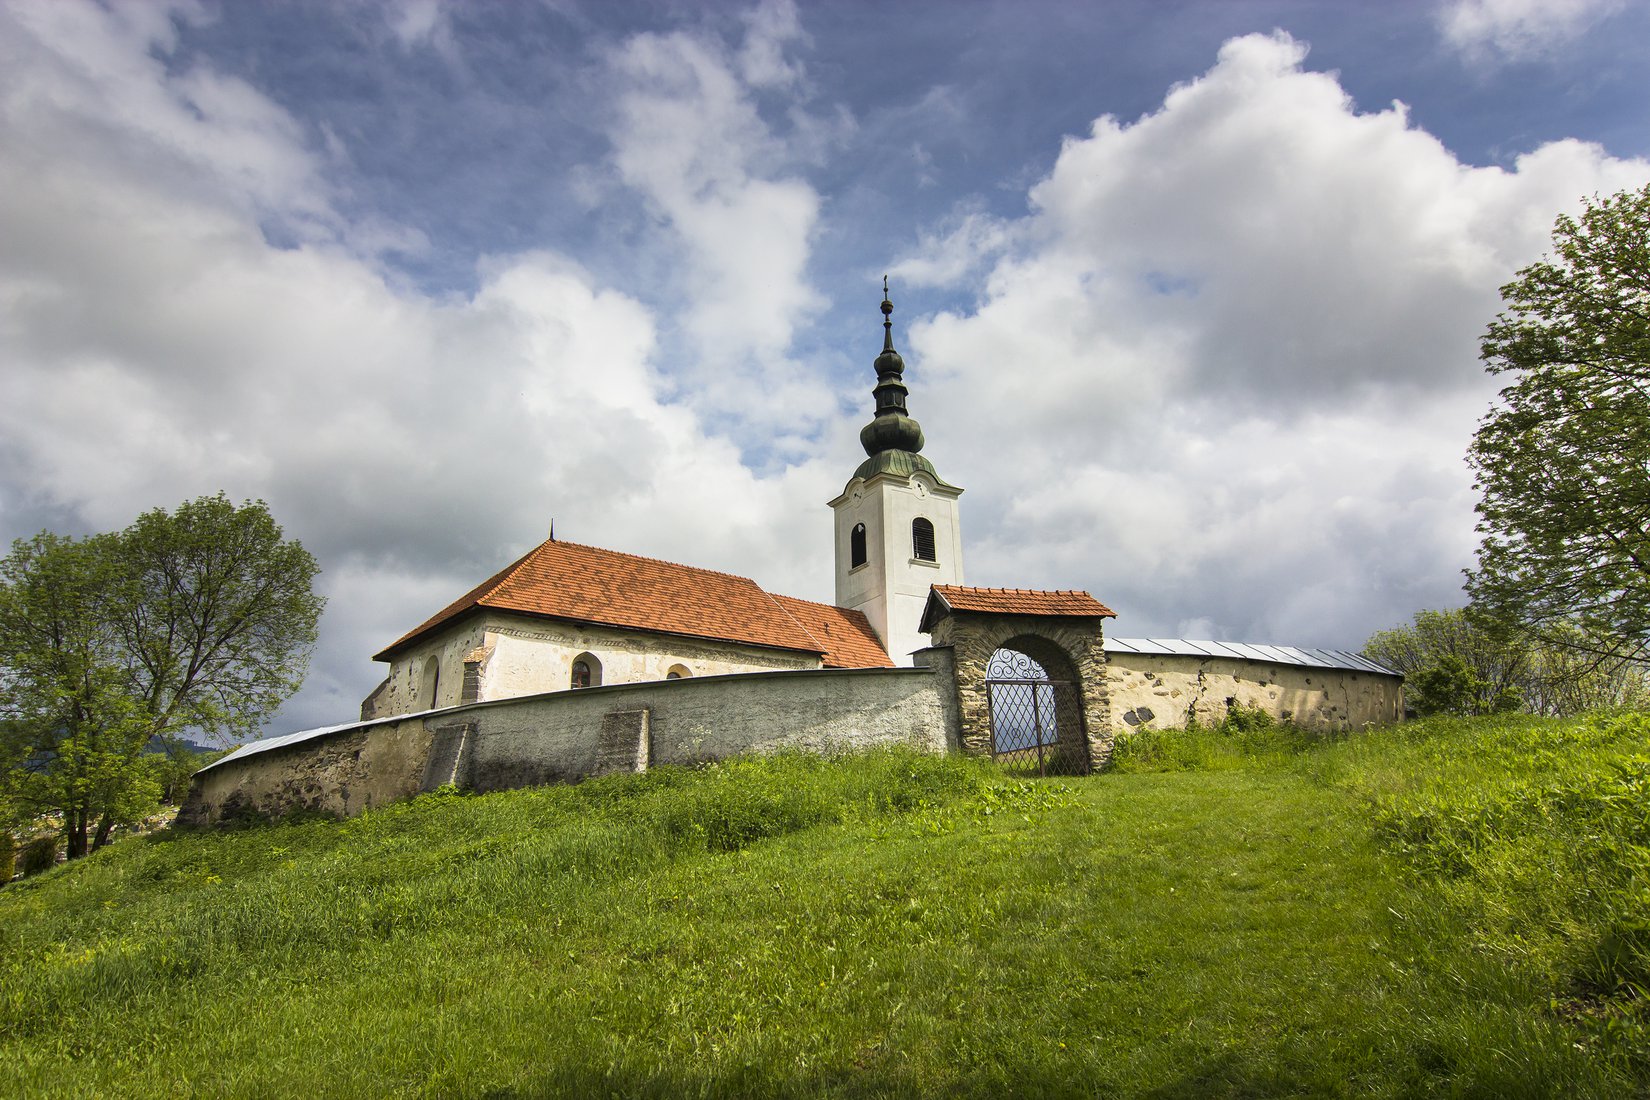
[985,636,1089,776]
[919,585,1117,774]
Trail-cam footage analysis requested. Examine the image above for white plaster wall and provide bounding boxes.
[475,614,821,700]
[365,622,490,718]
[1106,654,1403,733]
[831,469,963,666]
[366,612,822,719]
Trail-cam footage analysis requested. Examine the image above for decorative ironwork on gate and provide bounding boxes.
[985,647,1089,776]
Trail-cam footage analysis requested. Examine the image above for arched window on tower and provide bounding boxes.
[850,523,867,568]
[912,517,936,562]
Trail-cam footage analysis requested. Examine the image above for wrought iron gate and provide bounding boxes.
[985,648,1089,776]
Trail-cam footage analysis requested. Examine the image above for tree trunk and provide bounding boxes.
[91,811,115,850]
[66,808,88,860]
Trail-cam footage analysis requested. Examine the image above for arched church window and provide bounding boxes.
[420,656,440,709]
[912,517,936,562]
[666,664,691,680]
[571,653,602,689]
[850,523,867,568]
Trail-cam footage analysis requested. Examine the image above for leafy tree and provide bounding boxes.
[1467,185,1650,664]
[0,496,322,857]
[1363,608,1527,713]
[114,494,324,744]
[1408,655,1521,717]
[1364,607,1648,718]
[1519,621,1650,716]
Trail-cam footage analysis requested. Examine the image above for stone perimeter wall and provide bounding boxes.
[180,662,954,825]
[181,643,1401,825]
[1107,653,1402,732]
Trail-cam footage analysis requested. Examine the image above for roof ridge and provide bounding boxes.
[539,537,765,586]
[772,591,850,612]
[942,584,1093,595]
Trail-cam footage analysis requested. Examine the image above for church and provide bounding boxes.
[359,283,964,718]
[181,285,1401,824]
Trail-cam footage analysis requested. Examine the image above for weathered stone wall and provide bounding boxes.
[363,612,823,720]
[189,665,954,823]
[462,665,952,792]
[188,640,1402,826]
[926,612,1113,771]
[177,716,437,826]
[1106,653,1402,732]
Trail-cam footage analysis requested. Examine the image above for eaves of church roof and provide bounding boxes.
[373,537,892,669]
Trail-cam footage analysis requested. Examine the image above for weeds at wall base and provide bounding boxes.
[1108,702,1345,773]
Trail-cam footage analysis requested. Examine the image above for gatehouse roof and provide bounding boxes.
[920,585,1118,632]
[374,537,892,669]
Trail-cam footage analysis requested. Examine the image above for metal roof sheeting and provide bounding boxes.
[1105,638,1399,677]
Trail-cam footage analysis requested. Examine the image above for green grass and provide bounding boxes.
[3,720,1649,1097]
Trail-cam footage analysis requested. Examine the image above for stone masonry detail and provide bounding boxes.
[927,611,1114,772]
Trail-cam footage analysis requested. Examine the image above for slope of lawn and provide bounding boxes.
[3,714,1649,1097]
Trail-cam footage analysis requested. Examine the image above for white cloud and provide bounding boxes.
[888,204,1014,288]
[5,2,1648,740]
[603,16,833,440]
[0,1,337,241]
[0,0,836,733]
[1439,0,1624,62]
[902,31,1649,647]
[738,0,806,89]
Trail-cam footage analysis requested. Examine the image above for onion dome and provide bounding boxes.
[858,278,926,458]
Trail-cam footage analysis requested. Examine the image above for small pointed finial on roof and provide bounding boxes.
[549,519,555,542]
[881,275,895,350]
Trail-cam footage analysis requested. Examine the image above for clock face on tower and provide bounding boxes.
[912,479,929,499]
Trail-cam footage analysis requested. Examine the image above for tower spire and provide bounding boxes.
[882,275,895,352]
[859,277,925,457]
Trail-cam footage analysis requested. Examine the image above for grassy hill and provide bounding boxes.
[4,712,1650,1097]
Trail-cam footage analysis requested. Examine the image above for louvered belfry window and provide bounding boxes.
[912,518,936,562]
[851,523,867,568]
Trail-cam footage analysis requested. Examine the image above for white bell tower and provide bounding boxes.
[828,281,963,664]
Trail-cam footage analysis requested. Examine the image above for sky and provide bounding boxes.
[2,0,1648,740]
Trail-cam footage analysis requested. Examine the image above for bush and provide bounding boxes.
[1109,723,1215,772]
[0,836,13,885]
[19,836,57,877]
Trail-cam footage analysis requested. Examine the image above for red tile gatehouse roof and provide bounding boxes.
[919,585,1116,632]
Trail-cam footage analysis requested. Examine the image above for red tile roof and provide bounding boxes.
[374,538,891,668]
[923,585,1116,629]
[770,595,895,669]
